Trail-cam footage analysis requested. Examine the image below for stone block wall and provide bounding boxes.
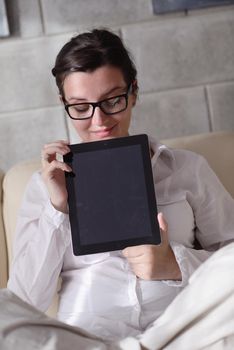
[0,0,234,171]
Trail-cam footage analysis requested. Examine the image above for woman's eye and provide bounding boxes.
[74,104,90,112]
[104,96,121,107]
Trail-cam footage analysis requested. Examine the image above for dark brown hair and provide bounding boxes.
[52,28,138,97]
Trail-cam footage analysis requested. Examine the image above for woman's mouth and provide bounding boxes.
[91,124,117,139]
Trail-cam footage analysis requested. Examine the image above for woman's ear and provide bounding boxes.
[59,94,67,107]
[59,94,64,104]
[131,79,138,107]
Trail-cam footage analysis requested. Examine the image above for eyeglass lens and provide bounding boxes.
[67,94,128,119]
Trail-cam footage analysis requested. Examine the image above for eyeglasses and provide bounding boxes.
[64,85,131,120]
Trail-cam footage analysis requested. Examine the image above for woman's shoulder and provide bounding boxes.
[171,147,207,166]
[149,135,207,170]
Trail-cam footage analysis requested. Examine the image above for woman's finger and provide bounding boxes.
[42,159,72,175]
[157,212,167,232]
[43,140,69,148]
[41,145,70,166]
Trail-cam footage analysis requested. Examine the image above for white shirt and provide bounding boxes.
[7,137,234,341]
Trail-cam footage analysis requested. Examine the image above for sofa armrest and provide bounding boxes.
[3,160,41,267]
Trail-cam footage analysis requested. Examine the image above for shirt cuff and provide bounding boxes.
[43,199,71,246]
[162,241,189,287]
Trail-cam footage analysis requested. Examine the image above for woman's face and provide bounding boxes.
[62,65,136,142]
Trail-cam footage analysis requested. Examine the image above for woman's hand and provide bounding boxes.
[41,140,72,213]
[122,213,182,281]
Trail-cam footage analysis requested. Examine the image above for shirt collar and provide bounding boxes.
[148,135,175,165]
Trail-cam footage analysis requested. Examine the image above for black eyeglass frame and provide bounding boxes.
[64,84,132,120]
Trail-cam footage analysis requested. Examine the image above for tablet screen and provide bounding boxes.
[64,134,161,255]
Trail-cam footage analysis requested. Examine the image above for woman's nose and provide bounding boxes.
[92,106,108,125]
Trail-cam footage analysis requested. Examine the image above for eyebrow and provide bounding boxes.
[67,85,127,103]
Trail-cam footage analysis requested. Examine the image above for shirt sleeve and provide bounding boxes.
[165,154,234,287]
[7,171,71,312]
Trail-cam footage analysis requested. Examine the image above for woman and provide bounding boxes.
[7,28,234,342]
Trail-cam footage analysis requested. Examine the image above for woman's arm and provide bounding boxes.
[171,155,234,285]
[123,153,234,285]
[7,171,71,311]
[8,139,73,310]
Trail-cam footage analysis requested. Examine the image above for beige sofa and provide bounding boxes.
[1,131,234,315]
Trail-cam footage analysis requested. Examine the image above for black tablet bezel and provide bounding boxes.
[64,134,161,255]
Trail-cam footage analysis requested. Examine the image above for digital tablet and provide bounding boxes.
[64,134,161,256]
